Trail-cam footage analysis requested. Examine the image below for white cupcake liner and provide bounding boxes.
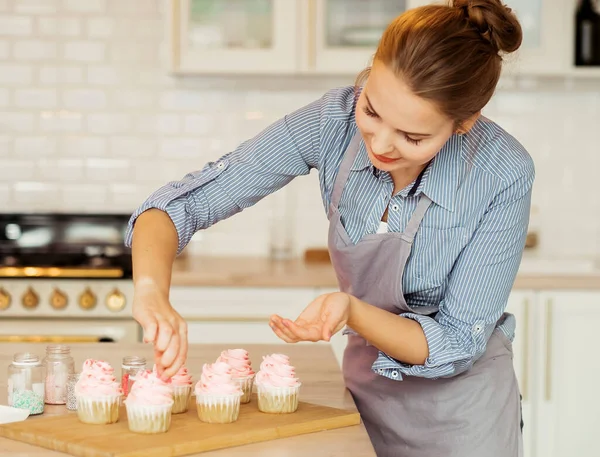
[76,394,121,424]
[195,391,242,424]
[232,374,255,404]
[126,401,173,434]
[171,385,192,414]
[256,383,301,414]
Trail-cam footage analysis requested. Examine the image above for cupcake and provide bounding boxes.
[75,359,122,425]
[255,353,301,414]
[195,361,242,424]
[124,369,174,434]
[170,365,193,414]
[217,349,255,404]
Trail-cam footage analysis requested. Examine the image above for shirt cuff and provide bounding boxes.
[371,312,479,381]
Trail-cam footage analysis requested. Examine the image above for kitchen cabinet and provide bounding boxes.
[534,291,600,457]
[169,0,300,74]
[169,0,589,77]
[169,286,341,355]
[503,0,569,76]
[310,0,416,74]
[505,290,536,457]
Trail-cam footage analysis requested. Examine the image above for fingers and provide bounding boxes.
[269,315,298,343]
[154,318,174,353]
[159,319,188,380]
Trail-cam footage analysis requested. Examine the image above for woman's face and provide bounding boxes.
[355,61,457,177]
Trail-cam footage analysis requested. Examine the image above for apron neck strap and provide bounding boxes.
[330,132,362,212]
[402,195,433,242]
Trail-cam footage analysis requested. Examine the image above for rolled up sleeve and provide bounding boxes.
[372,165,535,380]
[124,90,334,255]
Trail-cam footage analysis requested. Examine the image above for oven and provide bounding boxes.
[0,213,140,344]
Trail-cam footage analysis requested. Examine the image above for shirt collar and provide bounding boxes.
[350,133,463,212]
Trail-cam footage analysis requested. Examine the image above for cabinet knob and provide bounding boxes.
[106,288,126,312]
[0,288,11,310]
[79,287,97,310]
[22,287,39,309]
[50,288,68,310]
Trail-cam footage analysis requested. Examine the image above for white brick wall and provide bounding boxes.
[0,16,33,36]
[64,41,105,62]
[0,0,598,260]
[63,89,106,109]
[13,40,56,60]
[0,64,32,84]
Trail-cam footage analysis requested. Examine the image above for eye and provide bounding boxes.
[363,105,379,118]
[404,136,422,146]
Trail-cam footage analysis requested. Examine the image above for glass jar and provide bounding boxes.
[42,345,75,405]
[7,353,45,415]
[121,356,147,397]
[66,373,80,411]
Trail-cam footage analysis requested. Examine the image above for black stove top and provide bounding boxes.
[0,213,132,279]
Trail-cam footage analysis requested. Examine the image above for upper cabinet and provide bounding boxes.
[311,0,411,74]
[503,0,569,76]
[170,0,300,74]
[168,0,599,77]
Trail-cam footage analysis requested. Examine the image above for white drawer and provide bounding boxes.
[170,287,316,319]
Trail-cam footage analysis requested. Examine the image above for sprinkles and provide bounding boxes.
[12,389,44,415]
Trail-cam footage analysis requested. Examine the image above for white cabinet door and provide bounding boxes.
[505,290,536,457]
[491,0,568,76]
[170,0,300,74]
[404,0,569,76]
[310,0,410,74]
[534,292,600,457]
[170,286,315,319]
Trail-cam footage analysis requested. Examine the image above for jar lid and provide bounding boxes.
[12,352,41,366]
[45,344,71,355]
[122,355,146,368]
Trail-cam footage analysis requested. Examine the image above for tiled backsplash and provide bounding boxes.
[0,0,599,259]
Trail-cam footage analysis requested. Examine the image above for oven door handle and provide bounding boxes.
[0,335,114,343]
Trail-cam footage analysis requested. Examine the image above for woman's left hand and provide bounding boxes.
[270,292,352,343]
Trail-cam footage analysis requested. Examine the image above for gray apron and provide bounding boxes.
[328,133,523,457]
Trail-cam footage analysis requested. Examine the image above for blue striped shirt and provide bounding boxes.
[125,86,535,381]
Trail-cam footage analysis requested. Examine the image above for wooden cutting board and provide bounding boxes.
[0,395,361,457]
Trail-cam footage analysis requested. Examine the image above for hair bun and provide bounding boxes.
[453,0,522,53]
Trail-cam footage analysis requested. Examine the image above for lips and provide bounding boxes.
[373,153,400,164]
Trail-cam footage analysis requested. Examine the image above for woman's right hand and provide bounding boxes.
[132,281,188,381]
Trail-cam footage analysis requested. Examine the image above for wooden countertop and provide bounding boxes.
[171,256,600,290]
[0,343,375,457]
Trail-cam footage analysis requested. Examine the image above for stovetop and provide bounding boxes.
[0,213,132,279]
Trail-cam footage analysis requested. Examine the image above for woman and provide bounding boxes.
[126,1,533,456]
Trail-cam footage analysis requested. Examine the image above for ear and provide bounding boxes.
[456,111,481,134]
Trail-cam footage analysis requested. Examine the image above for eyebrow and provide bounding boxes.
[364,93,432,137]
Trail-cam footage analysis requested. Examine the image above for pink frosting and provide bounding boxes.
[170,365,193,387]
[75,359,122,397]
[216,349,254,378]
[194,361,242,396]
[125,369,173,406]
[255,353,300,388]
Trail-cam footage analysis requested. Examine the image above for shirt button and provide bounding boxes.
[216,161,225,169]
[391,370,399,378]
[391,204,400,211]
[473,323,484,334]
[378,368,384,374]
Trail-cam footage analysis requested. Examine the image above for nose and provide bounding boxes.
[370,131,394,155]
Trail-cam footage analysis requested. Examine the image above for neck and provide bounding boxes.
[390,164,426,195]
